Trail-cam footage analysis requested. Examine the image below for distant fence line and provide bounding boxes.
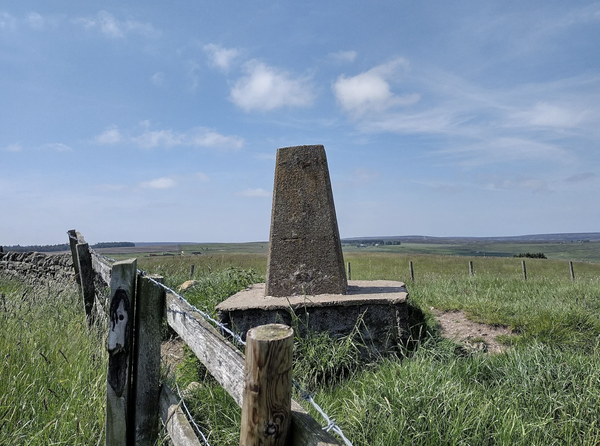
[67,229,346,446]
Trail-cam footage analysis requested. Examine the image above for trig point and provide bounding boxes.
[217,144,409,356]
[266,145,347,297]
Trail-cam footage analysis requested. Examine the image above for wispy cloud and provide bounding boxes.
[0,12,17,31]
[230,60,314,112]
[73,11,159,39]
[203,43,240,72]
[4,143,22,152]
[39,143,73,152]
[328,50,357,63]
[511,102,589,129]
[97,125,244,150]
[139,177,177,189]
[565,172,596,183]
[236,188,270,197]
[333,58,419,118]
[94,127,123,144]
[150,72,165,86]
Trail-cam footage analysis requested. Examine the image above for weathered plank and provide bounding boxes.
[91,251,112,286]
[166,291,343,446]
[106,259,137,446]
[76,242,96,321]
[67,229,81,283]
[133,275,164,446]
[240,324,294,446]
[159,384,203,446]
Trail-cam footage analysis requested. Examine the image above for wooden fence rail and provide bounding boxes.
[68,229,343,446]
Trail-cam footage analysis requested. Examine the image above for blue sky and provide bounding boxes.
[2,1,599,245]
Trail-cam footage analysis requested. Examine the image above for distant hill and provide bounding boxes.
[342,233,600,244]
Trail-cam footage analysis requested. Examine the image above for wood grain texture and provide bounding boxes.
[166,291,342,446]
[240,324,293,446]
[133,275,165,446]
[76,242,95,321]
[106,259,137,446]
[159,384,203,446]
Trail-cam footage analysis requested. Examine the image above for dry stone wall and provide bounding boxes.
[0,251,75,285]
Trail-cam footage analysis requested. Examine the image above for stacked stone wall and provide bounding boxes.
[0,251,75,285]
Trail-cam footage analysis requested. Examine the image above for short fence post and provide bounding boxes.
[469,261,474,277]
[240,324,294,446]
[409,261,415,282]
[76,242,96,323]
[569,261,575,281]
[522,260,527,281]
[67,229,81,284]
[106,259,137,446]
[133,274,165,446]
[347,262,351,280]
[190,264,195,279]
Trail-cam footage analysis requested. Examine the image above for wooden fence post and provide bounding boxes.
[106,259,137,446]
[133,274,165,446]
[76,242,96,322]
[347,262,351,281]
[409,261,415,282]
[190,264,195,279]
[522,260,527,281]
[569,261,575,281]
[67,229,81,284]
[240,324,294,446]
[469,261,474,277]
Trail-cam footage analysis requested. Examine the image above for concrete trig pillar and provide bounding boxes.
[265,145,347,297]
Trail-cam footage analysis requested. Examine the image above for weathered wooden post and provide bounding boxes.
[190,264,195,279]
[106,259,137,446]
[67,229,81,284]
[76,242,96,322]
[409,261,415,282]
[469,261,474,277]
[347,262,351,281]
[240,324,294,446]
[133,274,165,446]
[569,261,575,281]
[521,260,527,281]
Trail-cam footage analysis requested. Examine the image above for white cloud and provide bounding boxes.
[230,60,314,112]
[236,188,271,197]
[73,11,159,39]
[329,50,357,63]
[133,130,185,149]
[131,127,244,150]
[5,143,23,152]
[333,58,419,117]
[513,102,589,128]
[0,12,16,31]
[203,43,240,72]
[140,177,176,189]
[95,127,123,144]
[150,72,165,86]
[479,175,552,194]
[26,12,44,30]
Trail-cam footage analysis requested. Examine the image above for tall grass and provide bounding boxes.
[0,276,107,445]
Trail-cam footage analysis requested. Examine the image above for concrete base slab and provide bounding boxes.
[216,280,409,356]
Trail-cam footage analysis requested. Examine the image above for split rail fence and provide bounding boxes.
[67,230,345,446]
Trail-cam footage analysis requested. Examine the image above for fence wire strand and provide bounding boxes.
[79,239,353,446]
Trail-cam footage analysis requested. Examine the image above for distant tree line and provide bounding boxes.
[514,252,547,259]
[2,241,135,253]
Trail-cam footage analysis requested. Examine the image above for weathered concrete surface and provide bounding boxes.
[217,280,409,355]
[265,145,347,297]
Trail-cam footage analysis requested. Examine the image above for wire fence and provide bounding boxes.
[74,235,353,446]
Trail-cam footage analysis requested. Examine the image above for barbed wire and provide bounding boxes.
[160,357,213,446]
[72,236,353,446]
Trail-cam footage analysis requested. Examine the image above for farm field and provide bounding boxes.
[2,246,600,445]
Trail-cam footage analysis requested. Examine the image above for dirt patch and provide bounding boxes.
[161,337,186,373]
[432,309,513,354]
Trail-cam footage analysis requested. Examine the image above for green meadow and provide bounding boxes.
[2,243,600,444]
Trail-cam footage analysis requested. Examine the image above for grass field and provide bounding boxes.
[3,246,600,445]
